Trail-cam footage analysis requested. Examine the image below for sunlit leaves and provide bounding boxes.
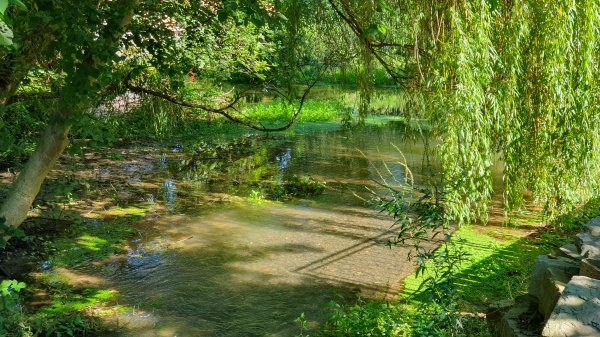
[0,0,27,46]
[0,279,26,296]
[420,0,599,223]
[0,21,12,46]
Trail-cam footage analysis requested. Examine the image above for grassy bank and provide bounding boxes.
[0,149,154,336]
[321,196,600,336]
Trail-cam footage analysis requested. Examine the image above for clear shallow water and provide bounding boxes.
[72,123,438,336]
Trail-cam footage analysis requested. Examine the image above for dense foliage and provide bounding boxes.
[422,0,600,223]
[0,0,599,336]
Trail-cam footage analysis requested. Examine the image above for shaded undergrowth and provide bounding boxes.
[0,203,142,336]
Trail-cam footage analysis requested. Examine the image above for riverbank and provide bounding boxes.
[323,198,600,336]
[2,118,597,337]
[1,119,419,336]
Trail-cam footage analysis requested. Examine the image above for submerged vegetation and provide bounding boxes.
[0,0,598,336]
[260,175,326,201]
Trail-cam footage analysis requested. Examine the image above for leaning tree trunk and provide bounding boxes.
[0,2,138,236]
[0,117,71,231]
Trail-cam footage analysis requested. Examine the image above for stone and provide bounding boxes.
[528,255,579,300]
[490,295,543,337]
[558,244,583,261]
[576,232,600,259]
[542,276,600,337]
[584,217,600,236]
[487,299,516,331]
[580,258,600,280]
[538,267,570,321]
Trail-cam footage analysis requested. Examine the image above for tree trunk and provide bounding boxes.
[0,1,138,239]
[0,117,71,231]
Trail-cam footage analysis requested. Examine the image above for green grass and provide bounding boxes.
[242,98,346,124]
[318,67,398,87]
[47,216,137,268]
[36,287,118,316]
[401,226,540,306]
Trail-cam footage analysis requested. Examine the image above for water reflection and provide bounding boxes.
[275,148,292,172]
[77,122,446,336]
[159,153,168,169]
[163,180,176,207]
[170,144,182,153]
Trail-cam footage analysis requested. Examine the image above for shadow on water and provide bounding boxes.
[68,199,421,336]
[81,224,362,337]
[92,123,440,336]
[30,120,490,336]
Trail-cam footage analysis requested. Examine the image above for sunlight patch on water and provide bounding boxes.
[57,121,447,336]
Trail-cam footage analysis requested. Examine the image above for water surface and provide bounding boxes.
[73,123,435,336]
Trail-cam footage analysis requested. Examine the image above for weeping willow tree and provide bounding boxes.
[410,0,600,223]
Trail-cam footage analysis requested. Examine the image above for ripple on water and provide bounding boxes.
[78,121,486,336]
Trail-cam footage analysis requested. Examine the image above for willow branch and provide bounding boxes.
[327,0,409,85]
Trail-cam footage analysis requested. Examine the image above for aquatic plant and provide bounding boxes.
[248,189,266,203]
[262,175,326,200]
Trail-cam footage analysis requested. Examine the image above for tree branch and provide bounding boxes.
[327,0,410,85]
[123,73,322,132]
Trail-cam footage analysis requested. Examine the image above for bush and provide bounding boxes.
[0,279,31,337]
[326,299,411,337]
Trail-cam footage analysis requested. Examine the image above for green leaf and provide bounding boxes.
[0,0,7,14]
[11,280,26,292]
[0,20,13,46]
[274,12,287,21]
[9,0,26,10]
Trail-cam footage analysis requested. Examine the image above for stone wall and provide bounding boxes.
[488,217,600,337]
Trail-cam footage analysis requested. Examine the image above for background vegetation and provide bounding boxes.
[0,0,598,336]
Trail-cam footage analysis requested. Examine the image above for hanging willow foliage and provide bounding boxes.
[413,0,600,223]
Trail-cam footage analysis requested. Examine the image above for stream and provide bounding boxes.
[61,121,442,336]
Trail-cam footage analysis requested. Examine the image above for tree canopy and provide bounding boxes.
[420,0,599,222]
[0,0,599,234]
[325,0,599,223]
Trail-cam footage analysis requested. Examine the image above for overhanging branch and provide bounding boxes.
[327,0,410,85]
[123,72,321,132]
